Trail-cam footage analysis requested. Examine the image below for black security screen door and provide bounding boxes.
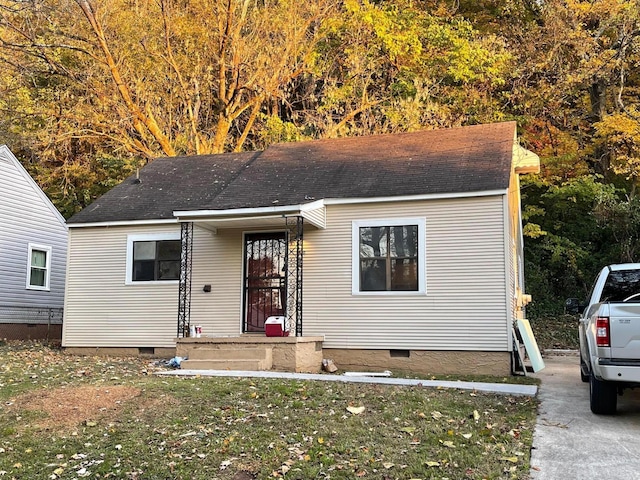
[243,232,287,332]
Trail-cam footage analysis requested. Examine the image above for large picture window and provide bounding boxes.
[126,233,181,284]
[352,218,426,295]
[26,243,52,290]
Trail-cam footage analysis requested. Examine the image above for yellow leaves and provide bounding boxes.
[500,456,519,464]
[523,222,547,239]
[594,112,640,181]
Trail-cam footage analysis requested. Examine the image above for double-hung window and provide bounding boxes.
[126,233,181,283]
[26,243,52,290]
[352,218,426,295]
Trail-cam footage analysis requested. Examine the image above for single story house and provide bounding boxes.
[62,122,539,375]
[0,145,68,340]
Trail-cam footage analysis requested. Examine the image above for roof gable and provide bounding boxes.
[0,145,67,228]
[68,122,517,224]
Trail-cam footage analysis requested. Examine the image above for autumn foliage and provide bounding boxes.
[1,0,640,312]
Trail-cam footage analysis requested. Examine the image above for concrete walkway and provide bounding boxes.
[529,353,640,479]
[157,368,538,396]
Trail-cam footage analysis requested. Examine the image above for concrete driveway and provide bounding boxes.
[530,353,640,479]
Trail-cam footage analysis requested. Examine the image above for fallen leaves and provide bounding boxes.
[0,342,538,479]
[346,406,365,415]
[500,456,519,463]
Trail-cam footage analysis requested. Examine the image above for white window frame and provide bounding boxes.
[125,232,181,285]
[352,218,426,296]
[26,243,52,291]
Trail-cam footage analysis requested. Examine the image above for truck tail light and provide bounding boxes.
[596,316,610,347]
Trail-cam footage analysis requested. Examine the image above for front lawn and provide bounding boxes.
[0,342,538,479]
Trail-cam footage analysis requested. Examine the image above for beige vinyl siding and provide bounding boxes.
[507,170,525,321]
[63,195,511,351]
[188,226,245,335]
[507,187,518,320]
[62,224,180,347]
[302,195,509,351]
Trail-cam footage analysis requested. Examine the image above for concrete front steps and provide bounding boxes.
[180,345,273,371]
[175,336,325,373]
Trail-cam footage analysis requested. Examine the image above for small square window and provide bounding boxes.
[126,233,181,284]
[132,240,181,282]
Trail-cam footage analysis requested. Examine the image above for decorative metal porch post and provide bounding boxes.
[177,221,194,337]
[286,216,304,336]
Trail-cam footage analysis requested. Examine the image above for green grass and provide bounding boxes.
[0,342,538,479]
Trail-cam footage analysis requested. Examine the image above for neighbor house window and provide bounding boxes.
[26,243,52,291]
[352,218,426,295]
[126,233,181,284]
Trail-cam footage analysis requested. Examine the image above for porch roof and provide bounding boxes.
[174,200,326,230]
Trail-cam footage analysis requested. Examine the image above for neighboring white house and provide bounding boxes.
[62,122,539,375]
[0,146,68,340]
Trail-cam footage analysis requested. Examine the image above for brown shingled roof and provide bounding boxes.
[67,122,516,224]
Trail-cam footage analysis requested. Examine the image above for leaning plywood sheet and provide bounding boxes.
[517,319,545,372]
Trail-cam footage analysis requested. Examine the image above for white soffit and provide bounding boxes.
[174,201,327,230]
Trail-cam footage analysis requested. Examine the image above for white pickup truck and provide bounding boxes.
[566,264,640,414]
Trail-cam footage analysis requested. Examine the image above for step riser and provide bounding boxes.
[180,347,273,371]
[180,359,271,370]
[189,348,270,361]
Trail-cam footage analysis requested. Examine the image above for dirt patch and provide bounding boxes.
[10,385,141,430]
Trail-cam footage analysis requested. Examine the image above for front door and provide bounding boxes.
[243,232,287,332]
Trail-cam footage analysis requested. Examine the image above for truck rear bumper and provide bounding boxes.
[597,360,640,383]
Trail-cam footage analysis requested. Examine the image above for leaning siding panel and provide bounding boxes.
[302,195,509,351]
[62,225,180,348]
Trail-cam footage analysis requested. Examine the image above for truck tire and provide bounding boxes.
[589,372,617,415]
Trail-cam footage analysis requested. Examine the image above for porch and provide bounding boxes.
[174,202,326,341]
[176,335,325,373]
